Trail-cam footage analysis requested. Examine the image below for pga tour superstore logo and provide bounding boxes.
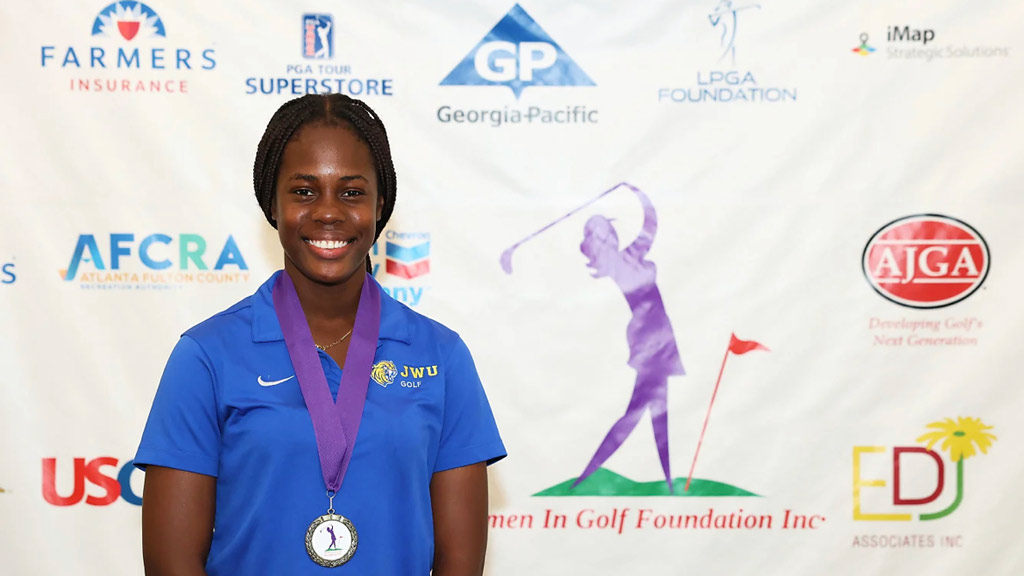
[863,215,989,309]
[852,417,996,548]
[61,233,249,290]
[244,13,393,97]
[370,230,430,307]
[437,4,598,127]
[40,2,217,94]
[658,1,797,104]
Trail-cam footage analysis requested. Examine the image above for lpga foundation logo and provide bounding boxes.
[370,230,430,307]
[852,417,996,548]
[40,2,217,94]
[244,13,393,97]
[61,233,249,289]
[658,1,796,104]
[437,4,598,127]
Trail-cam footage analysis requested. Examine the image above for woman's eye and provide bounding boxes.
[342,188,364,197]
[294,188,314,196]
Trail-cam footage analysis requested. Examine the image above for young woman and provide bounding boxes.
[135,94,505,575]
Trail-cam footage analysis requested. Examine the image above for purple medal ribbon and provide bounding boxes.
[273,271,381,494]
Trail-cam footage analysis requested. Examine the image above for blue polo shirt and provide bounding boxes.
[135,272,506,574]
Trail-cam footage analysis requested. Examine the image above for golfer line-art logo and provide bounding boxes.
[501,182,768,496]
[709,0,761,65]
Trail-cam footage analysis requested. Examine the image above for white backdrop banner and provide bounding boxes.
[1,1,1021,574]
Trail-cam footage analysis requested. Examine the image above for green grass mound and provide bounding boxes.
[533,468,759,497]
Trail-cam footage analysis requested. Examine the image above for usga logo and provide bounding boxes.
[40,2,217,94]
[853,417,995,521]
[863,215,989,309]
[62,233,249,288]
[42,457,143,506]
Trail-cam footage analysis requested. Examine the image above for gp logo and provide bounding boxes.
[441,3,594,98]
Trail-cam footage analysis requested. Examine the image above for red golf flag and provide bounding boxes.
[728,333,769,355]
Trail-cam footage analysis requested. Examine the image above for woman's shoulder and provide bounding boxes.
[181,276,276,345]
[378,289,463,350]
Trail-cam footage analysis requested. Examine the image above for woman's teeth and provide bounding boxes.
[306,239,350,249]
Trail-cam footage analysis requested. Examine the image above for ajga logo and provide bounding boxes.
[437,4,598,127]
[61,233,249,290]
[370,230,430,306]
[863,214,989,309]
[243,13,393,97]
[40,2,217,94]
[658,1,797,104]
[853,417,996,522]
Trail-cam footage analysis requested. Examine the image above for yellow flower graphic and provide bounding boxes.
[916,417,996,462]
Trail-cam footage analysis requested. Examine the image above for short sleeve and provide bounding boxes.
[134,335,221,477]
[433,336,506,473]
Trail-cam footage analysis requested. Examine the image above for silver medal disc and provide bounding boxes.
[305,513,357,567]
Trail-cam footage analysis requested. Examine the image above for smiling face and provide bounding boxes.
[271,122,383,290]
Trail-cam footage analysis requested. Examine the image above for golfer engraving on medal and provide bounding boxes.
[306,513,357,567]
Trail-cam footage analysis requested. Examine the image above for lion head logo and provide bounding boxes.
[371,360,398,387]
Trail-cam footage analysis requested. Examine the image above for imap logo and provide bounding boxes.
[863,214,989,309]
[243,13,393,97]
[302,14,332,59]
[437,4,597,127]
[40,2,217,94]
[42,457,143,506]
[62,233,250,290]
[853,417,996,524]
[371,230,430,306]
[658,1,797,104]
[852,33,876,55]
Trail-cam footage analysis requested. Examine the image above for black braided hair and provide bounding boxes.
[253,94,397,271]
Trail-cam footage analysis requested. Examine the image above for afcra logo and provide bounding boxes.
[40,2,218,94]
[42,457,142,506]
[62,233,249,289]
[438,4,597,127]
[853,417,996,522]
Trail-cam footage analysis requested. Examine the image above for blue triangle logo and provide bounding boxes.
[440,4,595,99]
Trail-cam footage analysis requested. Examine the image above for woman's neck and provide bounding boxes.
[284,263,365,325]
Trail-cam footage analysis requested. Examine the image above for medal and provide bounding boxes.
[274,271,381,567]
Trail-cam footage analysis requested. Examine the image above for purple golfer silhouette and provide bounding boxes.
[326,525,338,550]
[572,184,685,492]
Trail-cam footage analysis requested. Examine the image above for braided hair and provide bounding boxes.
[253,95,397,272]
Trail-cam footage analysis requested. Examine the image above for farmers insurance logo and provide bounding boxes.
[244,13,394,97]
[863,215,989,309]
[40,2,217,94]
[437,4,599,127]
[658,1,797,104]
[61,233,249,290]
[852,417,996,548]
[370,230,430,307]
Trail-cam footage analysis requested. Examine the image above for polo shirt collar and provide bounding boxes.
[252,271,410,346]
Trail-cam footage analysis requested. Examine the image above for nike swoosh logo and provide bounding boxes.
[257,375,295,387]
